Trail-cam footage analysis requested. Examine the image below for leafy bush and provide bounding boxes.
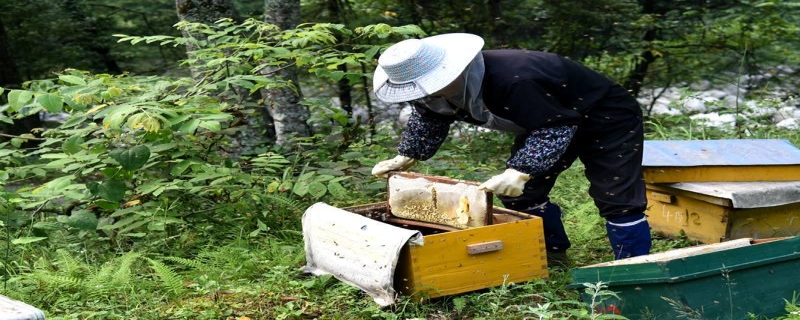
[0,20,425,254]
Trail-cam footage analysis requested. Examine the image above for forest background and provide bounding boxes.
[1,0,800,319]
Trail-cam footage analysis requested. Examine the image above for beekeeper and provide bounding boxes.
[370,33,652,263]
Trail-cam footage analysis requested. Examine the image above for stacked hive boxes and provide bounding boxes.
[641,139,800,243]
[568,139,800,319]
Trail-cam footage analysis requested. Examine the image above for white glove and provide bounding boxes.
[478,168,531,197]
[371,155,417,178]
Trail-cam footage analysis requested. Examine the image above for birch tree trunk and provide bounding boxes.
[174,0,274,156]
[175,0,238,33]
[175,0,239,78]
[262,0,311,146]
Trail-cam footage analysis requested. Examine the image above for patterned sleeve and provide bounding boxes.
[507,125,576,175]
[397,108,454,160]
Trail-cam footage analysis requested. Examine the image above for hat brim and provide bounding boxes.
[373,33,484,103]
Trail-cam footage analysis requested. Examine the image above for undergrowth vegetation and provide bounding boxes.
[1,19,800,319]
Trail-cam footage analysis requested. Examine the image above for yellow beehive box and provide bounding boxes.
[642,139,800,183]
[301,173,547,305]
[646,182,800,243]
[346,203,548,299]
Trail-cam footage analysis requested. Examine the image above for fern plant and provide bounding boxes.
[5,249,149,308]
[145,257,186,296]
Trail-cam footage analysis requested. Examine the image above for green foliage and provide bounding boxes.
[0,19,427,253]
[2,3,800,319]
[775,292,800,320]
[146,257,186,296]
[634,0,800,92]
[0,0,183,78]
[5,249,146,310]
[540,0,642,60]
[116,18,423,91]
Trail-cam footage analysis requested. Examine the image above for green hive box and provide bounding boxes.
[570,237,800,319]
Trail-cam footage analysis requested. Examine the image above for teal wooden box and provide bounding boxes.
[569,237,800,319]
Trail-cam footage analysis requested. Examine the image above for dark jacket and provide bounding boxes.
[397,50,640,175]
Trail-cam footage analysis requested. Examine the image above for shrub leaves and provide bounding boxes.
[110,145,151,170]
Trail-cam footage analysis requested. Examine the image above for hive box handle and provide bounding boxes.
[651,191,675,204]
[467,240,504,255]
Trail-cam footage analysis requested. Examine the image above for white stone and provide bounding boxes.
[705,89,729,100]
[690,112,737,128]
[648,102,682,116]
[680,97,707,113]
[776,118,799,130]
[773,106,798,123]
[689,80,712,91]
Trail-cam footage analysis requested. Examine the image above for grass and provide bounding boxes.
[2,113,800,319]
[0,161,699,319]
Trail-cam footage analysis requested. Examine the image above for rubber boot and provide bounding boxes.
[524,202,571,268]
[606,213,652,260]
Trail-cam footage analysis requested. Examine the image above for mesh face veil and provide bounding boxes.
[416,53,527,133]
[414,53,483,116]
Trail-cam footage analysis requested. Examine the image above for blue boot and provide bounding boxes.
[606,213,652,259]
[524,201,571,254]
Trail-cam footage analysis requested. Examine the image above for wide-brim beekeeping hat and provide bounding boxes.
[373,33,485,103]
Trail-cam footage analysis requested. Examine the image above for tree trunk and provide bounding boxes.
[262,0,310,145]
[623,0,660,98]
[175,0,239,77]
[0,19,20,87]
[0,17,41,145]
[61,0,123,74]
[176,0,238,24]
[328,0,353,116]
[174,0,274,156]
[487,0,507,47]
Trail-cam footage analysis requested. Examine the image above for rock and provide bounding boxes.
[776,118,799,130]
[680,97,709,113]
[689,113,738,128]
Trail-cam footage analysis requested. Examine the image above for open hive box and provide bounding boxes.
[569,236,800,319]
[643,139,800,243]
[301,172,548,305]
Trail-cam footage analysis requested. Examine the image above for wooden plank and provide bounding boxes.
[647,183,733,207]
[642,165,800,183]
[650,191,675,204]
[466,240,504,254]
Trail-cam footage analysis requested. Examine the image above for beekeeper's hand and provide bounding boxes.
[478,168,531,197]
[371,155,417,178]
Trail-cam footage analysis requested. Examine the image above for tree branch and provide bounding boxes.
[0,133,46,141]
